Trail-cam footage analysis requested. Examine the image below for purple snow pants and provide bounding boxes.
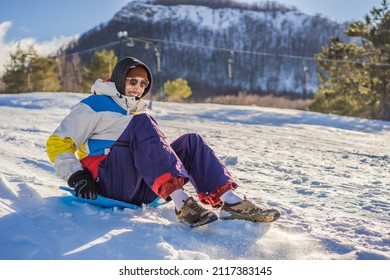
[97,113,235,206]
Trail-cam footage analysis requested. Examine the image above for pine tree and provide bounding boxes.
[2,44,61,93]
[2,44,31,93]
[310,38,373,118]
[82,49,117,93]
[309,0,390,120]
[31,56,62,92]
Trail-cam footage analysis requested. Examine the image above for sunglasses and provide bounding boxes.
[126,77,149,88]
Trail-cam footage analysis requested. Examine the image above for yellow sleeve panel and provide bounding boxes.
[46,134,77,163]
[77,143,89,161]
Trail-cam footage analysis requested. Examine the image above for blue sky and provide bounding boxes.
[1,0,384,42]
[1,0,127,41]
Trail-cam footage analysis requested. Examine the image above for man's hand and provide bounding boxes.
[68,169,98,199]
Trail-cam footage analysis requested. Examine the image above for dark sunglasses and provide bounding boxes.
[126,77,149,88]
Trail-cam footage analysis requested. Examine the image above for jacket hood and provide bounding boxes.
[110,56,153,98]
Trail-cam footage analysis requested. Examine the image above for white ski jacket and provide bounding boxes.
[46,79,148,181]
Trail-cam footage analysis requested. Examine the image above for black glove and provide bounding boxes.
[68,169,98,200]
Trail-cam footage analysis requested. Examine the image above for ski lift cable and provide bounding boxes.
[58,35,390,67]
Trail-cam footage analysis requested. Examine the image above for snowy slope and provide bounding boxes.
[0,92,389,260]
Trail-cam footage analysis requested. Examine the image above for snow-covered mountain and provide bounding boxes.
[65,0,349,98]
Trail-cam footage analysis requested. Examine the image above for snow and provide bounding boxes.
[0,92,389,261]
[117,2,242,30]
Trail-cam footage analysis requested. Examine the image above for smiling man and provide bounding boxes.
[46,56,280,227]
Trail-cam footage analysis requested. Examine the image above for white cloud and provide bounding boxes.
[0,21,78,76]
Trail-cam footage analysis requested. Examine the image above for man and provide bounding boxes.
[46,56,280,227]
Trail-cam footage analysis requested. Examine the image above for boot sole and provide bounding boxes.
[189,212,219,227]
[220,210,280,223]
[178,212,219,227]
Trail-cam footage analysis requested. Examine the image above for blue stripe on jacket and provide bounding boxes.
[81,94,127,115]
[81,95,127,155]
[87,139,116,156]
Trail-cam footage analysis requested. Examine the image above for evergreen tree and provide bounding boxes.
[163,78,192,101]
[82,49,117,93]
[309,0,390,120]
[31,55,62,92]
[2,44,32,93]
[2,44,61,93]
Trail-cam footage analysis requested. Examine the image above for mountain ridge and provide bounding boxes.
[64,0,350,99]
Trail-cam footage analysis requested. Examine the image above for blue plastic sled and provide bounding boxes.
[59,186,166,209]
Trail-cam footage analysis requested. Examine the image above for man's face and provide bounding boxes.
[124,76,149,97]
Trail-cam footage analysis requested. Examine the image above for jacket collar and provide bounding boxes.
[90,79,148,114]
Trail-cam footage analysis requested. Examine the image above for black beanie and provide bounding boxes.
[110,57,153,97]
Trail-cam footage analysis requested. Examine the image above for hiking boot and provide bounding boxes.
[220,198,281,222]
[175,197,218,227]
